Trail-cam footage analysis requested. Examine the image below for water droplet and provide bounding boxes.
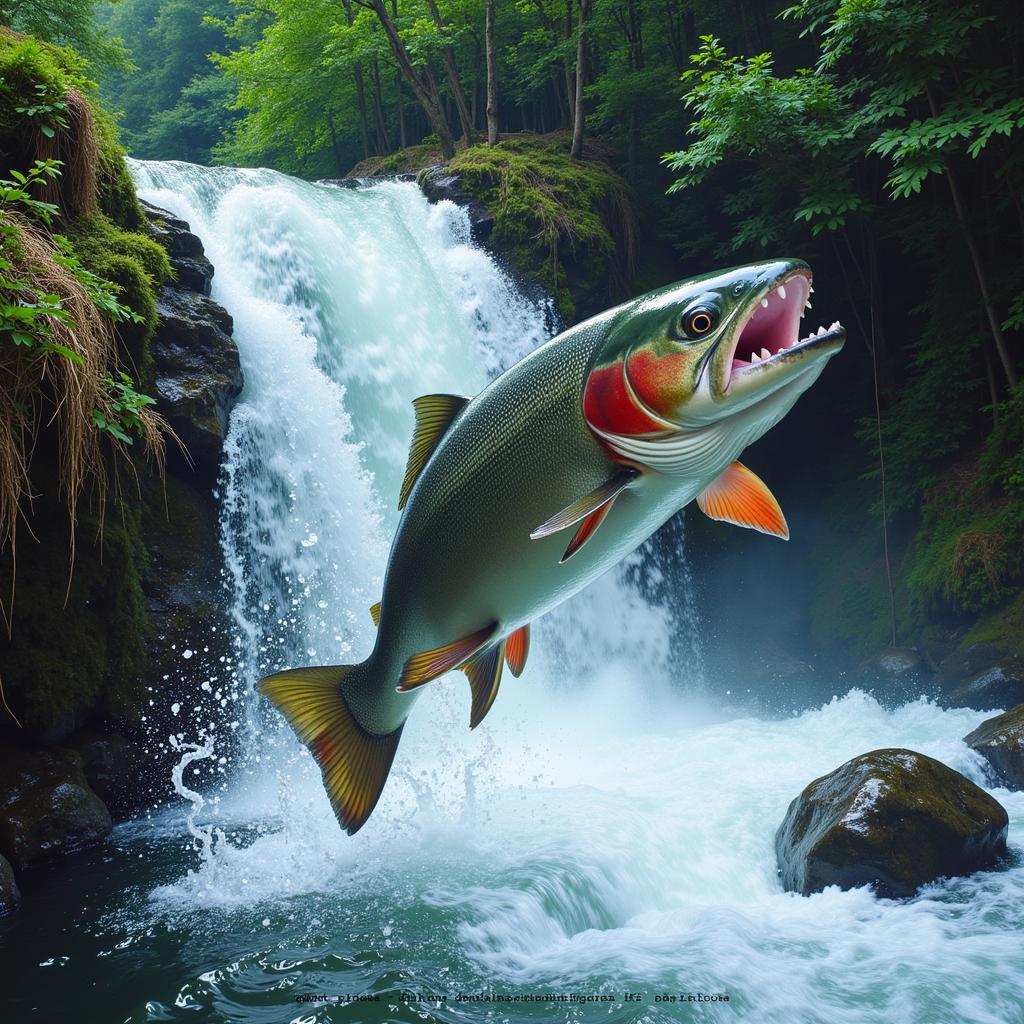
[171,703,181,716]
[182,649,194,660]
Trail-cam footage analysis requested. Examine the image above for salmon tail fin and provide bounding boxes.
[258,665,403,835]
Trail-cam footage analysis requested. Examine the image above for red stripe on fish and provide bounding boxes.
[624,348,690,422]
[583,360,664,436]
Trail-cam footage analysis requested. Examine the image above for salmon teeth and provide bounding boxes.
[778,285,787,300]
[750,351,760,362]
[760,347,772,360]
[761,298,769,308]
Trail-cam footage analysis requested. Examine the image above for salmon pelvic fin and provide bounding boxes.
[258,664,403,835]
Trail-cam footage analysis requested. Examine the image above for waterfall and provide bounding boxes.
[129,160,697,859]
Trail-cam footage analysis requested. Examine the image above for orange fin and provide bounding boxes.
[396,621,498,692]
[369,601,381,627]
[531,467,639,541]
[696,461,789,539]
[399,393,470,509]
[505,625,530,677]
[461,642,505,728]
[258,665,403,835]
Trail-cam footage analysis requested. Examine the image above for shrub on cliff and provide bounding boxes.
[448,134,638,322]
[0,28,171,734]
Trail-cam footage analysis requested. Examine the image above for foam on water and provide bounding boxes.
[109,161,1024,1024]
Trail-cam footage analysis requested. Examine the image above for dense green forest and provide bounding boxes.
[2,0,1023,673]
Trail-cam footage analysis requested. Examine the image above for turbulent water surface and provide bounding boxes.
[2,163,1021,1024]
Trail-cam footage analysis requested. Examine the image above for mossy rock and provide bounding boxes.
[0,742,112,869]
[775,748,1008,898]
[964,705,1024,789]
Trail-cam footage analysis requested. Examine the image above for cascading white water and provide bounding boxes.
[83,161,1024,1024]
[129,160,689,848]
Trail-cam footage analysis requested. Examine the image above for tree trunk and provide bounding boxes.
[356,0,456,159]
[925,84,1017,388]
[370,60,390,154]
[424,0,475,142]
[485,0,498,145]
[395,70,406,148]
[570,0,591,160]
[564,1,575,130]
[354,65,372,158]
[327,112,344,176]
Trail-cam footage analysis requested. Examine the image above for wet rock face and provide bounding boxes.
[151,287,242,479]
[142,200,215,295]
[964,704,1024,789]
[143,202,243,482]
[0,853,20,917]
[417,165,494,244]
[939,642,1024,711]
[0,743,112,869]
[775,748,1008,898]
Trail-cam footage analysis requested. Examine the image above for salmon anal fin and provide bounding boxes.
[396,621,498,692]
[530,467,640,541]
[560,501,615,562]
[696,461,789,540]
[369,601,381,627]
[398,393,470,509]
[258,665,403,835]
[505,625,530,677]
[462,642,505,728]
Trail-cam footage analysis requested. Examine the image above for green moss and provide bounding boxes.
[68,212,170,377]
[348,143,443,177]
[93,106,146,230]
[963,591,1024,655]
[905,466,1024,617]
[448,136,635,322]
[0,467,150,738]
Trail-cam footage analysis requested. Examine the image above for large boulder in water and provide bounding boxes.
[964,704,1024,789]
[775,748,1008,898]
[0,743,112,869]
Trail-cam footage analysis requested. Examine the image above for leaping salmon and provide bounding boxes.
[259,259,845,833]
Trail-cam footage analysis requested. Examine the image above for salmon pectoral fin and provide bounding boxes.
[560,501,615,563]
[505,625,530,677]
[530,467,640,546]
[258,665,403,835]
[395,621,499,693]
[398,393,470,510]
[462,642,505,729]
[369,601,381,627]
[696,461,789,540]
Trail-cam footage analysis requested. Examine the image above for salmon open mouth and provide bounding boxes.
[726,268,844,389]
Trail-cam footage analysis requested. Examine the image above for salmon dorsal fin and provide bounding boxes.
[530,467,639,562]
[258,665,403,835]
[462,642,505,728]
[505,625,530,677]
[396,621,498,693]
[369,601,381,627]
[398,393,470,509]
[696,461,789,539]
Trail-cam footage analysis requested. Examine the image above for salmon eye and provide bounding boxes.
[685,309,715,336]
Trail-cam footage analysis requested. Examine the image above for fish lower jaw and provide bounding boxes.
[730,322,844,375]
